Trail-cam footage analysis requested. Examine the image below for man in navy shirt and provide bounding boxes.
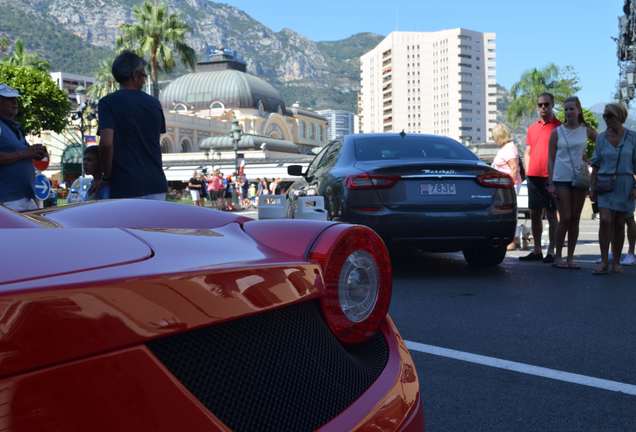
[0,84,47,211]
[97,51,167,199]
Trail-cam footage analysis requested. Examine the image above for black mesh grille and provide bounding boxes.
[147,301,388,432]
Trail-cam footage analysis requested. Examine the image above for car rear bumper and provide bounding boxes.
[344,208,516,251]
[1,305,423,432]
[320,316,424,432]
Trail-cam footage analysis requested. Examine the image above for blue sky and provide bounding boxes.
[224,0,623,107]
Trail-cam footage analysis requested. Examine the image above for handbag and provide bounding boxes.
[596,134,624,194]
[559,127,590,190]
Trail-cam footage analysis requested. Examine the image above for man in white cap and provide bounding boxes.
[0,84,48,211]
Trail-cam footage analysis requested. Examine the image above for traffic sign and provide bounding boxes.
[32,173,51,201]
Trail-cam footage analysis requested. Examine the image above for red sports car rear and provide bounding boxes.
[0,200,423,431]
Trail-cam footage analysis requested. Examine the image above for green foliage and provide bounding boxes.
[317,33,384,62]
[87,58,118,100]
[2,39,50,72]
[0,4,112,75]
[116,0,196,97]
[555,107,599,158]
[507,64,581,127]
[0,64,70,134]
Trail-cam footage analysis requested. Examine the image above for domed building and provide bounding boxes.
[159,49,327,174]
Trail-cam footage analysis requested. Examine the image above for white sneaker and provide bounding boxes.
[620,254,636,266]
[596,253,613,264]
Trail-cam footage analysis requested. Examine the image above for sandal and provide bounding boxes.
[611,265,624,274]
[592,265,609,275]
[552,261,569,269]
[567,261,581,270]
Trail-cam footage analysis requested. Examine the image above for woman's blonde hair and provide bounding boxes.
[491,124,513,146]
[604,102,628,124]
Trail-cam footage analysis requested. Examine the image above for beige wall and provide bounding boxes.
[163,106,327,154]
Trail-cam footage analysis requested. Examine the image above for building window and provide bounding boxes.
[180,138,192,153]
[299,120,306,138]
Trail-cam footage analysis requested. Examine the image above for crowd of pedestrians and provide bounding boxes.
[491,93,636,274]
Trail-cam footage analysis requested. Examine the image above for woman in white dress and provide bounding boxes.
[547,96,597,269]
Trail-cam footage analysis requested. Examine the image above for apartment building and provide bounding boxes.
[316,109,355,141]
[359,29,497,145]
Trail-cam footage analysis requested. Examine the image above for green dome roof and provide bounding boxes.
[160,69,286,114]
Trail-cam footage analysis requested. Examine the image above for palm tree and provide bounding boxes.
[507,64,580,127]
[3,38,50,72]
[87,58,118,100]
[116,0,196,98]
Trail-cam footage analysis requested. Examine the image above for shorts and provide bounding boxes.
[190,189,200,201]
[527,176,556,211]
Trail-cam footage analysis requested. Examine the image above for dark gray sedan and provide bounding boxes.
[287,133,517,266]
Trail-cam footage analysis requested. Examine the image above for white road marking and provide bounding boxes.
[405,340,636,396]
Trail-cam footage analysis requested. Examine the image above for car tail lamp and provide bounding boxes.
[309,225,392,344]
[345,173,400,190]
[477,172,514,189]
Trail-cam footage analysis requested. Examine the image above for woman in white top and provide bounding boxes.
[491,124,522,250]
[548,96,597,268]
[491,124,522,192]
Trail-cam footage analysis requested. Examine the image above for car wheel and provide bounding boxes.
[463,245,507,267]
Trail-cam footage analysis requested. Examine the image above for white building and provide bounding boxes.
[49,72,95,105]
[359,29,497,145]
[316,109,355,141]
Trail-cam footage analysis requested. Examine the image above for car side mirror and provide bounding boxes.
[287,165,304,176]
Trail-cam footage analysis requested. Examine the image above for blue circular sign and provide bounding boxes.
[32,173,51,201]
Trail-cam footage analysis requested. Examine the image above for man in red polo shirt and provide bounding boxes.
[520,92,561,262]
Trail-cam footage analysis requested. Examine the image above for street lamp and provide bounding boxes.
[71,85,96,176]
[231,114,243,209]
[231,115,242,175]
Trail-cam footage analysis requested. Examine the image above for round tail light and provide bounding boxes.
[309,225,392,344]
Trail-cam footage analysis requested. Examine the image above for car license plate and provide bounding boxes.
[420,183,456,195]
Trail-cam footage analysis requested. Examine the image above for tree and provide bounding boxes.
[0,64,70,134]
[507,64,581,127]
[2,38,50,72]
[116,0,196,98]
[555,107,599,159]
[87,58,118,100]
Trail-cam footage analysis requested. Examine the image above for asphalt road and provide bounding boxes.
[389,219,636,432]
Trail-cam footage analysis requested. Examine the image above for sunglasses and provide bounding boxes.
[603,113,616,120]
[537,102,551,108]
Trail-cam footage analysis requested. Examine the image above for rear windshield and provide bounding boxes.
[353,135,478,161]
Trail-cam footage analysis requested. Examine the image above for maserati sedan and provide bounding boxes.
[0,199,422,431]
[287,133,517,267]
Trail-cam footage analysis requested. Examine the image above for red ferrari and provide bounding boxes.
[0,199,423,431]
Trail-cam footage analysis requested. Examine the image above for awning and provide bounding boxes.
[200,134,301,153]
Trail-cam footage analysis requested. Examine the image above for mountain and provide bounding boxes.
[0,0,384,111]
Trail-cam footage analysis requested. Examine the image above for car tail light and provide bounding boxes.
[309,225,392,344]
[345,173,400,190]
[477,172,514,189]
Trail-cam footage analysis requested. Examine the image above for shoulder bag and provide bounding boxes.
[559,126,590,190]
[596,132,625,194]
